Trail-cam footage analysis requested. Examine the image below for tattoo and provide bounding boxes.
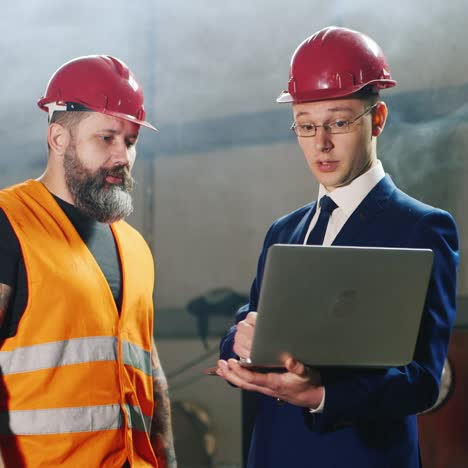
[0,283,13,329]
[151,342,177,468]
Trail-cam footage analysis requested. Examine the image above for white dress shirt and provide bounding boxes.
[304,161,386,247]
[306,160,385,413]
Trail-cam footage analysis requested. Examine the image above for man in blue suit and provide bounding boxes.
[216,26,459,468]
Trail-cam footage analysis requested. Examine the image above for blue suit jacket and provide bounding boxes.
[220,175,459,468]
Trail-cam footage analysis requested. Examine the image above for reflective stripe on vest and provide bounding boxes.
[0,337,150,376]
[125,404,153,433]
[0,404,152,435]
[122,340,152,376]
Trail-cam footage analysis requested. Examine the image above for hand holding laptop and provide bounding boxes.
[204,311,262,375]
[215,353,324,408]
[211,309,324,407]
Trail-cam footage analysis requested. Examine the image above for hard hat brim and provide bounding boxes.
[38,98,158,132]
[107,110,158,132]
[276,79,397,104]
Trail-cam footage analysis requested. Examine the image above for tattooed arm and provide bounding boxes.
[150,342,177,468]
[0,283,12,330]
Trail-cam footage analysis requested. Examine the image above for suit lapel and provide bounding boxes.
[332,175,397,246]
[290,202,318,244]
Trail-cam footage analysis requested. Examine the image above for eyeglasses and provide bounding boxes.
[290,103,378,138]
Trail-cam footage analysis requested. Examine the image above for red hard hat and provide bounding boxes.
[277,26,396,103]
[38,55,157,131]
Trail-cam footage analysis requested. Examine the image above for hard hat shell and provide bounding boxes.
[277,26,396,103]
[38,55,157,131]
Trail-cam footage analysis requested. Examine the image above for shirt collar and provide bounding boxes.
[317,160,385,215]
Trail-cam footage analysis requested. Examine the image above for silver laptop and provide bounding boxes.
[248,244,433,369]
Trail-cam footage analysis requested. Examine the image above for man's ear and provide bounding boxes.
[48,123,70,155]
[371,101,388,137]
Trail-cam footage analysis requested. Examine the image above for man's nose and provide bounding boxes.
[315,127,334,152]
[111,139,130,165]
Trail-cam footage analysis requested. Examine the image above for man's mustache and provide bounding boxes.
[100,165,134,191]
[106,165,130,178]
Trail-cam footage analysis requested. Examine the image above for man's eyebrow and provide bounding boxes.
[295,107,354,118]
[326,106,354,112]
[99,128,139,139]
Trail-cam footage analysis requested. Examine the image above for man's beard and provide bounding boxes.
[63,147,135,223]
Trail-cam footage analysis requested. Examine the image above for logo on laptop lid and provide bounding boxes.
[330,289,359,319]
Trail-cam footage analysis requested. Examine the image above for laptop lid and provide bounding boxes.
[249,244,434,368]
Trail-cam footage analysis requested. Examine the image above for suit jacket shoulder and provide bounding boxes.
[332,175,458,248]
[267,201,316,246]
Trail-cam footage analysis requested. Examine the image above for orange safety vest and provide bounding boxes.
[0,180,158,467]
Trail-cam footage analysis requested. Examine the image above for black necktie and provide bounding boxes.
[306,195,338,245]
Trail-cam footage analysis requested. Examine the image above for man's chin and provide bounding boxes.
[92,209,132,224]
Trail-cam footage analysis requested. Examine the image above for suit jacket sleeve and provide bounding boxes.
[312,209,459,430]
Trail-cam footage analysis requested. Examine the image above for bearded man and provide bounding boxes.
[0,55,176,468]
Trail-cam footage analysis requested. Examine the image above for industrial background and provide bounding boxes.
[1,1,468,467]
